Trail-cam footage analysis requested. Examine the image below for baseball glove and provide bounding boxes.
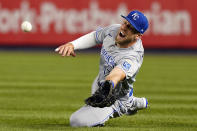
[85,80,116,108]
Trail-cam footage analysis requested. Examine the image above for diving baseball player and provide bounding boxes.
[55,10,149,127]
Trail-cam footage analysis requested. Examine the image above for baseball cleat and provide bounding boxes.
[134,97,148,109]
[126,97,148,115]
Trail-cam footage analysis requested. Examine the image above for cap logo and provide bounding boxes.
[132,13,139,20]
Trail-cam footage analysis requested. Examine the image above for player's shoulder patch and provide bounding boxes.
[122,61,131,71]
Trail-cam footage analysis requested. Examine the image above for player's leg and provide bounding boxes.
[114,88,148,115]
[70,105,114,127]
[70,76,119,127]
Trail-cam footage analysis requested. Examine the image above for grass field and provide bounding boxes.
[0,51,196,131]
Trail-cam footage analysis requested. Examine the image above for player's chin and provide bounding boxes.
[117,38,133,46]
[116,36,128,43]
[116,36,126,43]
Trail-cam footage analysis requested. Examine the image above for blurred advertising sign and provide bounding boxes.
[0,0,196,48]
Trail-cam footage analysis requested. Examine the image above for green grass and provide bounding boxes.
[0,51,197,131]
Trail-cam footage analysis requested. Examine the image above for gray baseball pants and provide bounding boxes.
[69,76,134,127]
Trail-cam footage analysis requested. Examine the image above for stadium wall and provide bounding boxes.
[0,0,196,49]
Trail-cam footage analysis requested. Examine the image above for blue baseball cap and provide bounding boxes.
[121,10,149,34]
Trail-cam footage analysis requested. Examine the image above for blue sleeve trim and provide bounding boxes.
[95,27,103,43]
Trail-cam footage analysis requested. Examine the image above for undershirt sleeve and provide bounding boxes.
[71,31,97,50]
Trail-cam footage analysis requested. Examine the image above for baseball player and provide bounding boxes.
[55,10,149,127]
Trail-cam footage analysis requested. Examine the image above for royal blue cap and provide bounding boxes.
[121,10,149,34]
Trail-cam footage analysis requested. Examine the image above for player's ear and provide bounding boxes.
[135,34,142,39]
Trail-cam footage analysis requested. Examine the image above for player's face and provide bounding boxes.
[115,20,141,46]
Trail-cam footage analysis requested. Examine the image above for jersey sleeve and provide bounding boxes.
[94,24,120,44]
[94,27,105,44]
[116,58,139,79]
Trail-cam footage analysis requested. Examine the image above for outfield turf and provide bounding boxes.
[0,51,196,131]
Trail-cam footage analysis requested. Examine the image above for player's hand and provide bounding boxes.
[55,43,76,57]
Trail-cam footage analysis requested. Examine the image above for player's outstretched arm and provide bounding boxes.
[55,31,97,57]
[105,67,126,87]
[55,43,76,57]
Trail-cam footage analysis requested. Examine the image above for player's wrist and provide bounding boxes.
[68,42,75,50]
[106,80,115,88]
[68,43,75,49]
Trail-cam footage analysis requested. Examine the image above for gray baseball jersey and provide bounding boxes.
[94,24,144,99]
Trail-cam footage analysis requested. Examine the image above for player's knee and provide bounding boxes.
[70,113,88,127]
[69,113,81,127]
